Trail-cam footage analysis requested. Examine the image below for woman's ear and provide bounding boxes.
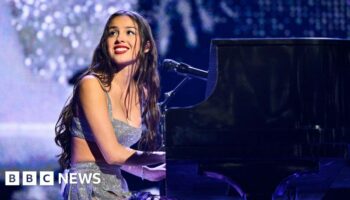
[144,41,151,53]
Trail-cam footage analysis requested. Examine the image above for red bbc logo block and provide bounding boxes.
[5,171,54,186]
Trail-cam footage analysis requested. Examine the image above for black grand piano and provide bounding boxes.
[164,38,350,199]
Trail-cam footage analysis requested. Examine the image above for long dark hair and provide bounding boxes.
[55,10,160,169]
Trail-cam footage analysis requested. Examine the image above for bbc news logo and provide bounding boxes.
[5,171,101,186]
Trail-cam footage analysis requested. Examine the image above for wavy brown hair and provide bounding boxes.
[55,10,160,169]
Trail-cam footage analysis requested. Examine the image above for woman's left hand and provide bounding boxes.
[143,163,166,182]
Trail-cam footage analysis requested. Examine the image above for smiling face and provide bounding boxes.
[106,15,141,68]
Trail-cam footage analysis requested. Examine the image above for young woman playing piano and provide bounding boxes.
[55,10,165,199]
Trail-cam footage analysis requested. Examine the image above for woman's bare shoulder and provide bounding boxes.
[77,75,106,98]
[78,75,105,91]
[79,74,100,84]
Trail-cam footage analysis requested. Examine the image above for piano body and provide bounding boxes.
[164,38,350,199]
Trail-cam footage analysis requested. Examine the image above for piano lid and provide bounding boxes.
[200,38,350,129]
[165,38,350,160]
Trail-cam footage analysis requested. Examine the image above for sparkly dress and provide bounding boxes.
[63,91,142,200]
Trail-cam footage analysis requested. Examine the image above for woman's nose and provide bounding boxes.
[115,33,125,43]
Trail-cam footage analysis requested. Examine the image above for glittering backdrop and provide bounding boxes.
[6,0,350,86]
[9,0,137,85]
[6,0,350,85]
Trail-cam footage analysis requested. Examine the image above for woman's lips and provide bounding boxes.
[114,45,129,54]
[114,47,128,54]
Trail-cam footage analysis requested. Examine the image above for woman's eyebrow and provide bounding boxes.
[125,26,137,29]
[108,26,137,30]
[108,26,118,29]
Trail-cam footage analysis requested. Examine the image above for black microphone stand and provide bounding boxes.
[158,76,191,149]
[158,76,191,197]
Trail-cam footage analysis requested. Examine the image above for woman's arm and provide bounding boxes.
[78,75,164,165]
[121,164,166,182]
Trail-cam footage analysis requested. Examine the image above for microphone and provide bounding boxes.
[162,59,208,81]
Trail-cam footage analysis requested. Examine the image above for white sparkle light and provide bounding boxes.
[71,40,79,48]
[9,0,137,84]
[177,0,197,46]
[94,4,103,13]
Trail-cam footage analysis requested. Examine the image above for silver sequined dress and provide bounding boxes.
[62,91,142,200]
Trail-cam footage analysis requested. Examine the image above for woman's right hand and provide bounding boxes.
[150,151,166,163]
[125,150,165,166]
[143,163,166,182]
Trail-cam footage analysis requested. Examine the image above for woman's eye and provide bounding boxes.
[127,30,135,35]
[108,30,118,36]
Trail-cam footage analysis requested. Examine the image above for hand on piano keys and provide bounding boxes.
[143,163,166,182]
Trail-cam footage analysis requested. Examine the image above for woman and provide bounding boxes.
[55,10,165,199]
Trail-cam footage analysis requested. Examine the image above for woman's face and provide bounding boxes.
[107,15,141,67]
